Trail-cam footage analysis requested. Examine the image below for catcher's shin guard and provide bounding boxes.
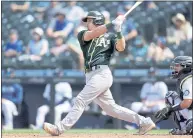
[165,91,188,132]
[186,118,193,135]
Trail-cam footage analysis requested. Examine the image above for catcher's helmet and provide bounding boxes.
[82,11,105,25]
[170,56,192,79]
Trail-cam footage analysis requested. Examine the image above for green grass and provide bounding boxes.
[2,129,169,134]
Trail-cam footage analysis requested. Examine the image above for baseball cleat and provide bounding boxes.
[138,117,156,135]
[43,122,60,136]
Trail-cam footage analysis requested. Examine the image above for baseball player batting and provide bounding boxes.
[43,10,155,136]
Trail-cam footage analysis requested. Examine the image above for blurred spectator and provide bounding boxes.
[64,1,85,26]
[33,1,62,21]
[129,36,148,61]
[26,27,49,61]
[117,1,135,16]
[50,37,68,57]
[44,1,63,20]
[143,1,157,9]
[102,11,110,24]
[47,9,74,39]
[67,24,86,69]
[10,1,30,12]
[2,83,23,130]
[125,67,168,130]
[123,18,138,45]
[51,36,84,70]
[130,67,167,114]
[31,2,49,23]
[147,37,174,62]
[30,83,72,130]
[4,29,23,57]
[167,13,192,45]
[32,2,49,12]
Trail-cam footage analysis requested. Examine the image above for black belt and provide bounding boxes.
[85,65,107,73]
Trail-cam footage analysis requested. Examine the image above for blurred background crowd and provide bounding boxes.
[1,0,192,130]
[2,1,192,70]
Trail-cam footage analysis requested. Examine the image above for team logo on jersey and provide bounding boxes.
[183,90,190,96]
[96,37,110,47]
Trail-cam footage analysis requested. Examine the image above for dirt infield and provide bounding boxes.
[2,133,192,138]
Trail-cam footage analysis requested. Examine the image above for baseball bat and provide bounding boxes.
[124,0,143,18]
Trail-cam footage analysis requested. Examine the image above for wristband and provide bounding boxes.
[171,103,182,111]
[117,32,123,39]
[106,23,114,31]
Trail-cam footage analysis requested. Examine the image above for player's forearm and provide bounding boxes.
[116,32,125,52]
[180,99,192,109]
[171,99,192,111]
[84,23,112,41]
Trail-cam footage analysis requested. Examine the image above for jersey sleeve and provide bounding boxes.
[77,30,88,46]
[182,77,192,100]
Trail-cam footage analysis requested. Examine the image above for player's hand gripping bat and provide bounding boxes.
[112,0,143,32]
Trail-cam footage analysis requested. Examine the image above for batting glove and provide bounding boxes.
[112,15,125,32]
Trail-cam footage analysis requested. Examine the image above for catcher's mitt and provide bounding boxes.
[153,106,172,123]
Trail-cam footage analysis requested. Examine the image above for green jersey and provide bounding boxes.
[77,30,117,69]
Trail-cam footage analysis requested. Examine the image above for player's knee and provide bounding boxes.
[186,118,193,135]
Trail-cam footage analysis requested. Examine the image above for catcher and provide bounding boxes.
[154,56,192,135]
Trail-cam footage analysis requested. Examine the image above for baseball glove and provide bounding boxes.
[153,106,172,122]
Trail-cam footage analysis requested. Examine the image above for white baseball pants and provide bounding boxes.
[2,99,18,129]
[57,66,148,133]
